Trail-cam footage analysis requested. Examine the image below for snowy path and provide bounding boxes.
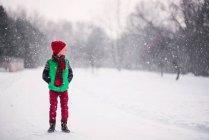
[0,68,209,140]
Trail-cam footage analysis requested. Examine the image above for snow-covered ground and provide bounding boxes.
[0,68,209,140]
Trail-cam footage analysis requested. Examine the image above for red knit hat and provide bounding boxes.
[51,41,66,55]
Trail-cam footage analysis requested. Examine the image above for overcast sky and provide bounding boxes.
[1,0,145,37]
[0,0,142,22]
[0,0,172,38]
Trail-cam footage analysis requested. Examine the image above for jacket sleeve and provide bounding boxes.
[42,61,51,84]
[68,61,73,83]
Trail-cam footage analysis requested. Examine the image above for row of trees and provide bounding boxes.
[0,5,112,69]
[115,0,209,76]
[1,0,209,77]
[68,0,209,76]
[0,5,46,68]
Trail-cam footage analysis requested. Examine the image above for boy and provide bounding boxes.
[42,41,73,133]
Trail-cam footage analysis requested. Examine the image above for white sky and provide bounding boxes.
[1,0,106,21]
[0,0,172,38]
[0,1,139,23]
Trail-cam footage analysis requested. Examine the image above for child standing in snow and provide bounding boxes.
[42,41,73,133]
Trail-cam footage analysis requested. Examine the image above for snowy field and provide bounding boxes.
[0,67,209,140]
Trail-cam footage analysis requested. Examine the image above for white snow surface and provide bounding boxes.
[0,68,209,140]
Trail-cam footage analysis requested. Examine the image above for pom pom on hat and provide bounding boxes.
[51,41,66,55]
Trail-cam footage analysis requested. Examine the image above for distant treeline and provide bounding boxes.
[0,6,46,68]
[120,0,209,76]
[0,0,209,77]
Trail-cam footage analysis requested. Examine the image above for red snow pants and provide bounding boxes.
[49,90,68,122]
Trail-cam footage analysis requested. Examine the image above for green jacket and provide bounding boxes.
[42,58,73,92]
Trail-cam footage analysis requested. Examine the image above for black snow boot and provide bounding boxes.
[61,121,70,133]
[48,121,56,133]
